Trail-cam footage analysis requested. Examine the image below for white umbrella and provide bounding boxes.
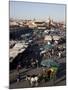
[53,35,60,41]
[44,35,52,41]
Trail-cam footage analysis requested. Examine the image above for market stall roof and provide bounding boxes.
[53,35,60,41]
[44,44,53,50]
[40,59,59,68]
[44,35,52,41]
[40,44,53,55]
[58,44,66,49]
[9,42,28,63]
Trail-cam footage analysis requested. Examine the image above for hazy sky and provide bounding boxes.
[9,1,66,22]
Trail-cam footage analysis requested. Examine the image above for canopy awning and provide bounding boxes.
[40,59,59,68]
[53,35,60,41]
[44,35,52,41]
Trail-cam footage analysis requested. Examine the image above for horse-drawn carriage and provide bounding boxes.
[26,59,59,87]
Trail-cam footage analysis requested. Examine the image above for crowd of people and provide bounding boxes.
[15,43,65,84]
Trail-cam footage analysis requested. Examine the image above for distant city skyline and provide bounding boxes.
[9,1,66,22]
